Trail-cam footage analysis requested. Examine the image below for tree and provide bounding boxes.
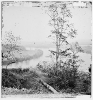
[47,2,77,66]
[64,42,84,68]
[2,31,21,68]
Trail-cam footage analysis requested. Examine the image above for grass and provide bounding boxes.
[1,62,91,95]
[37,63,91,95]
[2,68,52,95]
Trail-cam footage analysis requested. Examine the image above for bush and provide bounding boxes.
[75,72,91,94]
[1,68,52,94]
[2,69,27,89]
[37,63,91,94]
[2,68,38,89]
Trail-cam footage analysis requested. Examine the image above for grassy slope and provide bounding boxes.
[2,66,91,96]
[2,68,52,95]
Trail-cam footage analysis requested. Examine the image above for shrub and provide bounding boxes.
[37,62,91,94]
[75,72,91,94]
[1,68,52,94]
[2,69,27,89]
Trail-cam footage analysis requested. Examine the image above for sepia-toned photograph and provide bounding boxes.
[1,1,92,98]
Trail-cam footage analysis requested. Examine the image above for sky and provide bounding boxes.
[2,1,92,47]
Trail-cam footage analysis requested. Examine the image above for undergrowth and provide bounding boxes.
[37,63,91,95]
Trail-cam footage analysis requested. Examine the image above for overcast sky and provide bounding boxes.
[2,1,92,46]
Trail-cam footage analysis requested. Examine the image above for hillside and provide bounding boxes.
[2,45,43,65]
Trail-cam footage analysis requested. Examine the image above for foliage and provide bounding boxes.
[48,2,77,65]
[2,31,21,68]
[1,86,51,95]
[2,31,21,51]
[2,68,28,89]
[37,62,91,94]
[2,68,52,94]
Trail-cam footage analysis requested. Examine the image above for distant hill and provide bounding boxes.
[81,45,92,54]
[21,40,92,49]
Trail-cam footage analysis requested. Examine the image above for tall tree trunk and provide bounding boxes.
[56,31,59,67]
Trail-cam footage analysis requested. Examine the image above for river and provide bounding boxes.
[2,48,55,69]
[2,48,91,72]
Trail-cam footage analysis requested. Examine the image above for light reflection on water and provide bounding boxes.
[2,48,91,72]
[2,48,55,69]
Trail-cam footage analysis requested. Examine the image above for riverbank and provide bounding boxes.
[2,50,91,73]
[2,66,91,96]
[1,45,91,96]
[2,47,43,66]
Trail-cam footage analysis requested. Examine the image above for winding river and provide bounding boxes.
[2,48,91,72]
[2,48,54,69]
